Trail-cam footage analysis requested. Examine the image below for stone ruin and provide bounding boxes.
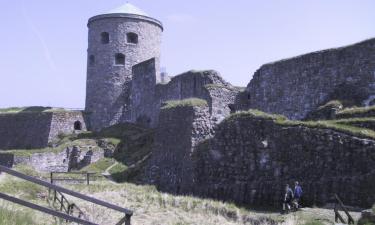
[0,3,374,209]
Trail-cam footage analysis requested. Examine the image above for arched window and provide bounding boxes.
[74,121,82,130]
[115,53,125,65]
[127,32,138,44]
[101,32,109,44]
[89,55,95,66]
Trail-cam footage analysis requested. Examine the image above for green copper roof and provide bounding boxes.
[106,3,149,16]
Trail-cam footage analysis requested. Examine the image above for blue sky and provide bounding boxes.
[0,0,374,108]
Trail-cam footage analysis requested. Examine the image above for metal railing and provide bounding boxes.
[0,165,133,225]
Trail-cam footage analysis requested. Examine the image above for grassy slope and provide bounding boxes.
[0,166,360,225]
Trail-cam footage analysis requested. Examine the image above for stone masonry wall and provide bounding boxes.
[155,70,239,126]
[85,15,162,131]
[0,111,87,150]
[131,58,157,127]
[193,114,375,207]
[240,38,375,119]
[146,104,212,194]
[13,147,105,172]
[48,111,87,143]
[0,113,53,149]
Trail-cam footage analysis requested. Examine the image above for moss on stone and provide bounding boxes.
[226,109,287,122]
[161,98,208,110]
[225,109,375,140]
[317,100,343,110]
[337,105,375,117]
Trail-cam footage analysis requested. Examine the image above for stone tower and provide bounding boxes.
[85,3,163,131]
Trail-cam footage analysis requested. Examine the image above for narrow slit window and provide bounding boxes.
[89,55,95,66]
[115,53,125,65]
[127,32,138,44]
[101,32,109,44]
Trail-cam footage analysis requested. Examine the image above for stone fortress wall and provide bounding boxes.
[85,13,163,131]
[237,38,375,119]
[146,105,375,208]
[0,111,86,150]
[130,58,240,128]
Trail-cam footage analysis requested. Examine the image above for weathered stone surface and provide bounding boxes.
[193,115,375,207]
[0,111,86,149]
[13,146,105,172]
[148,111,375,208]
[238,38,375,120]
[155,70,239,126]
[146,104,212,194]
[85,13,162,131]
[131,58,157,127]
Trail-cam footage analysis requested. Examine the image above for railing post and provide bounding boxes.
[125,214,131,225]
[50,172,53,184]
[87,173,90,185]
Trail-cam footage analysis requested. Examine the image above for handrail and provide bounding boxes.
[50,171,97,185]
[334,194,355,224]
[0,192,98,225]
[0,165,133,224]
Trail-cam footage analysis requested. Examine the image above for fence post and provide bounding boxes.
[125,214,131,225]
[50,172,53,184]
[87,173,90,185]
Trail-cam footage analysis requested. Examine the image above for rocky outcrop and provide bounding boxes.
[238,38,375,120]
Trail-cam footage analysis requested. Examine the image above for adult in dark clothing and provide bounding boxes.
[294,181,303,208]
[282,184,294,213]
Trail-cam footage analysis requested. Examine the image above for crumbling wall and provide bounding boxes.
[146,103,212,194]
[239,38,375,119]
[13,146,105,172]
[193,113,375,207]
[154,70,239,126]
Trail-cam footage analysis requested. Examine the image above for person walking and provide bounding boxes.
[294,181,303,209]
[282,184,294,214]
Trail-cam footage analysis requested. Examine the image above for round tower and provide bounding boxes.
[85,3,163,131]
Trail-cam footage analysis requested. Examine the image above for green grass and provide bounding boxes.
[225,109,287,122]
[0,206,39,225]
[303,219,325,225]
[161,98,208,110]
[0,106,72,114]
[1,138,99,157]
[336,105,375,118]
[0,178,44,200]
[227,109,375,140]
[80,158,115,173]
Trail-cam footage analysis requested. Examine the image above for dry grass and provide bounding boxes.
[0,169,363,225]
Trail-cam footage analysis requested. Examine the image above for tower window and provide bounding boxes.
[89,55,95,66]
[127,32,138,44]
[101,32,109,44]
[115,53,125,65]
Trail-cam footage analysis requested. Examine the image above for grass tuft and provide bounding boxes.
[161,98,208,110]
